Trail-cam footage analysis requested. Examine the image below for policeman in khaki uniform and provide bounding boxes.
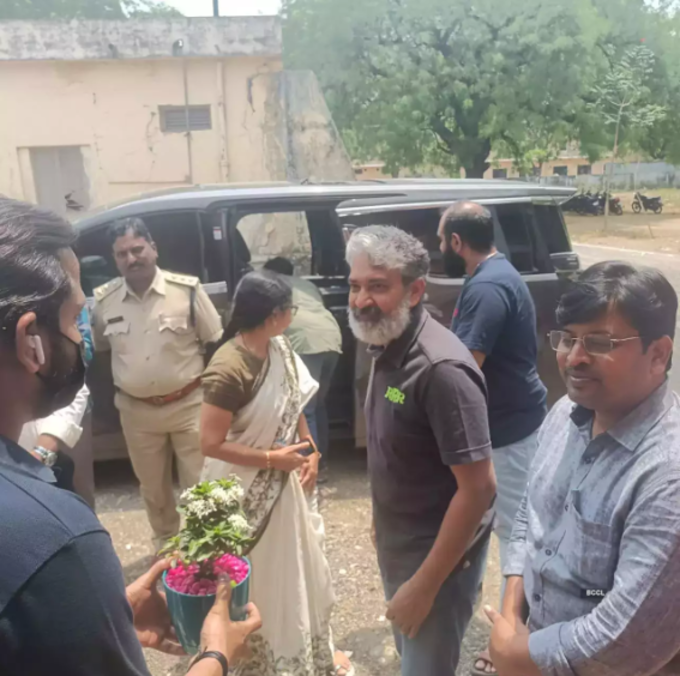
[92,218,222,547]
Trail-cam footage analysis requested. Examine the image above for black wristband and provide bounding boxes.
[193,650,228,676]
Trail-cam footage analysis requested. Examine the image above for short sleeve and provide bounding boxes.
[453,282,509,355]
[194,285,224,344]
[423,360,492,465]
[0,532,150,676]
[202,347,250,413]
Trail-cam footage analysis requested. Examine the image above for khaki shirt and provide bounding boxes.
[285,277,342,355]
[92,268,223,398]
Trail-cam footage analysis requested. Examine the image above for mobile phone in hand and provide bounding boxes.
[298,440,314,457]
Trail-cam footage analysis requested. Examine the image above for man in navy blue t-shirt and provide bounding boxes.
[438,201,547,675]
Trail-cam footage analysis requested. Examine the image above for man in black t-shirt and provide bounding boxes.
[0,197,260,676]
[438,201,547,675]
[346,225,496,676]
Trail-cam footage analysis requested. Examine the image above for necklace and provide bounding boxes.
[473,250,498,275]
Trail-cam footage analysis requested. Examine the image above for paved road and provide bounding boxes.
[574,243,680,393]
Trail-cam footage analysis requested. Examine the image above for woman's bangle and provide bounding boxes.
[304,435,320,457]
[266,451,272,470]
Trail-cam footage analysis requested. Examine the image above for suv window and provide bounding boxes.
[533,204,571,254]
[339,208,446,276]
[494,204,542,274]
[237,211,313,274]
[76,210,212,296]
[233,208,347,279]
[342,203,558,277]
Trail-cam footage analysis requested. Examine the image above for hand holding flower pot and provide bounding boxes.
[159,477,254,654]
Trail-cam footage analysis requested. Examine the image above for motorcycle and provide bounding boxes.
[563,190,603,216]
[602,191,623,215]
[632,191,663,214]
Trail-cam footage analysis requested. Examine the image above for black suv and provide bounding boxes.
[75,179,577,459]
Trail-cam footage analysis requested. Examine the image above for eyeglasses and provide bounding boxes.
[284,305,299,317]
[549,330,641,356]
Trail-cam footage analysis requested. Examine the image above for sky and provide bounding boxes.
[164,0,281,16]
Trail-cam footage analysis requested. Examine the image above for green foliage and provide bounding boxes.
[590,44,667,150]
[0,0,181,19]
[283,0,678,176]
[160,478,253,566]
[121,0,181,17]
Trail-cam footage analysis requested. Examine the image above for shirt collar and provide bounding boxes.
[570,379,674,452]
[0,435,56,483]
[375,303,428,368]
[124,267,165,301]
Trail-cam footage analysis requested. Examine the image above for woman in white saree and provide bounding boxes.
[200,272,352,676]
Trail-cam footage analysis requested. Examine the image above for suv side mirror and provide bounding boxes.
[550,252,580,279]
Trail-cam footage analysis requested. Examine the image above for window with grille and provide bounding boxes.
[493,168,508,179]
[159,105,212,133]
[577,164,592,175]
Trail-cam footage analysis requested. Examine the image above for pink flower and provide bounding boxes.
[166,556,249,595]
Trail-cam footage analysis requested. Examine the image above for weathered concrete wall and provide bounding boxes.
[0,55,282,210]
[263,70,355,183]
[0,38,353,274]
[237,70,354,268]
[0,17,281,61]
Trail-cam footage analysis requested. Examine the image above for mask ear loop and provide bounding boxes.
[27,335,46,365]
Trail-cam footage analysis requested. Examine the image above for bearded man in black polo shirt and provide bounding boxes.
[346,225,497,676]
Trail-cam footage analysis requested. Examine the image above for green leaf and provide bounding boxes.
[283,0,676,175]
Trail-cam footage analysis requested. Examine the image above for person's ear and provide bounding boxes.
[450,233,463,253]
[409,278,427,308]
[15,313,44,374]
[649,335,673,376]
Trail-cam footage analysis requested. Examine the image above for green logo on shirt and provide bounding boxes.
[385,386,406,405]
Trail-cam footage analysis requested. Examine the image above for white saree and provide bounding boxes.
[202,336,336,676]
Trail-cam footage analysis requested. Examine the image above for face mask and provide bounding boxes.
[35,332,87,418]
[442,244,467,278]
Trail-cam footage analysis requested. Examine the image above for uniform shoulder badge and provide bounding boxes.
[94,277,124,302]
[164,270,200,288]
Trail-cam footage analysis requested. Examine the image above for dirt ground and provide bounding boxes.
[96,449,501,676]
[611,188,680,215]
[566,211,680,254]
[564,187,680,253]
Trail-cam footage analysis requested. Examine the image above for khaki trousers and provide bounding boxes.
[117,389,204,548]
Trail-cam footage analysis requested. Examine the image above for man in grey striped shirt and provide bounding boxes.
[486,261,680,676]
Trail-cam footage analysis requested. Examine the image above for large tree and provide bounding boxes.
[0,0,180,19]
[283,0,675,177]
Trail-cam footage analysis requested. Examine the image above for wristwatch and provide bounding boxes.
[33,445,58,467]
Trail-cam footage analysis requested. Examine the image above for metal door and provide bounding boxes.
[30,146,90,216]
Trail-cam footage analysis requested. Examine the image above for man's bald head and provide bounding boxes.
[438,201,495,253]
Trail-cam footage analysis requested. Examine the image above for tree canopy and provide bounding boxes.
[283,0,679,177]
[0,0,181,20]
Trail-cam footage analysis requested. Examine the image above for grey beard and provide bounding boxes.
[348,296,412,346]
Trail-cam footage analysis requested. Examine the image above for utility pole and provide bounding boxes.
[213,0,219,16]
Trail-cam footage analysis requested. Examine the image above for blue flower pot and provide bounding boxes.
[163,557,251,655]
